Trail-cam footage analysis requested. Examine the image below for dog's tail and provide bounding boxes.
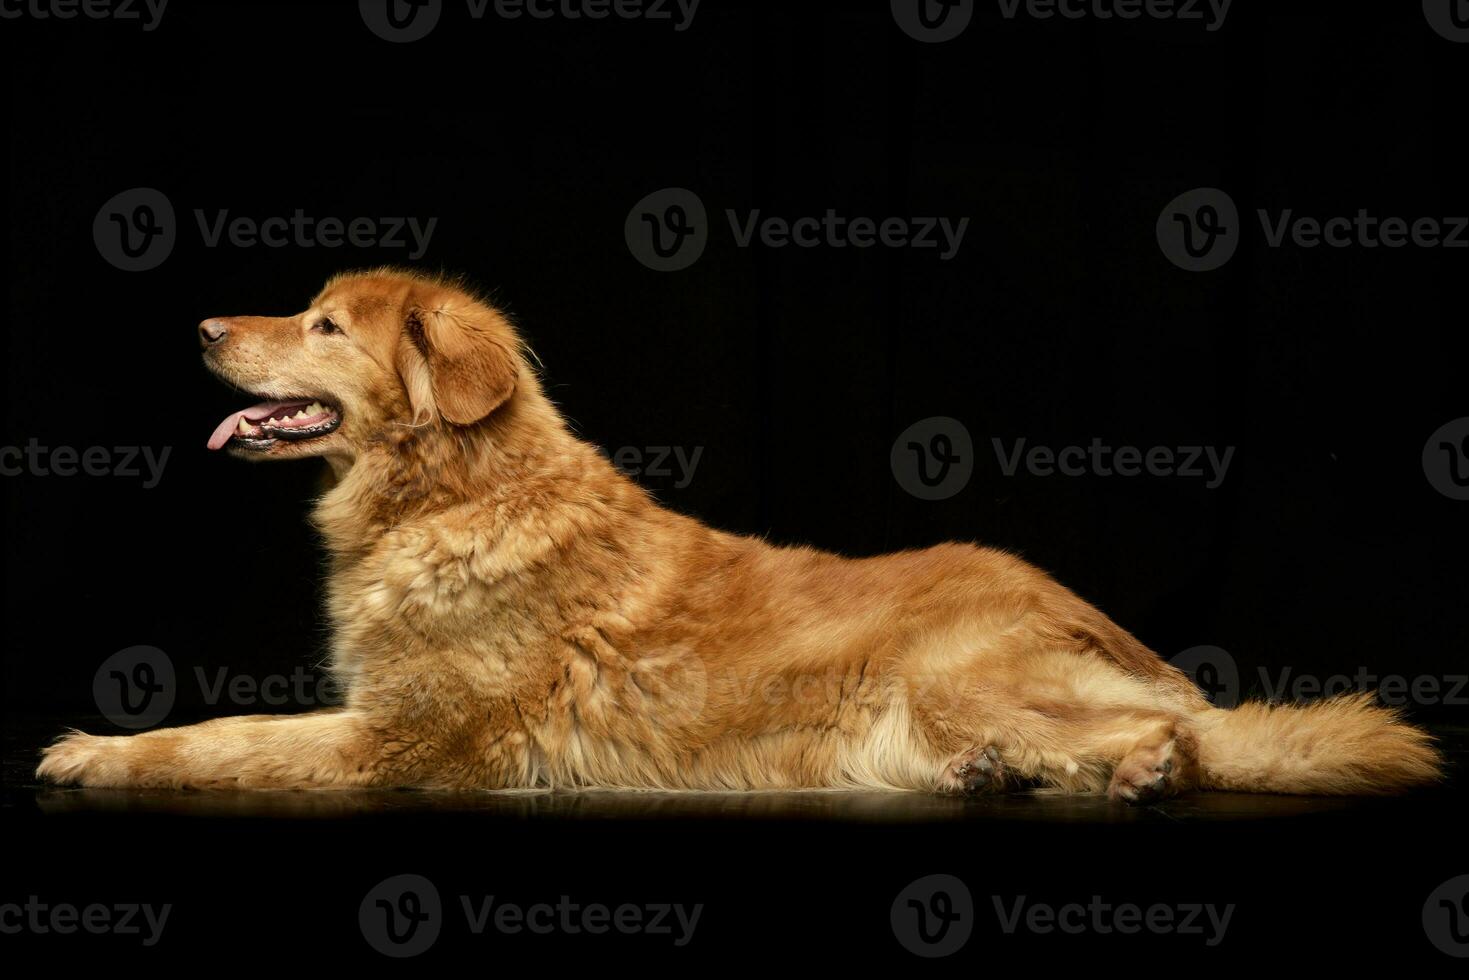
[1189,693,1442,794]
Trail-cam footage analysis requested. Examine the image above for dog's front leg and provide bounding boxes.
[36,710,405,789]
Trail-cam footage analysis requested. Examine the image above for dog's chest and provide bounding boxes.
[324,527,559,675]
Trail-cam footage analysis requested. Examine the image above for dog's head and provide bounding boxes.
[200,269,521,461]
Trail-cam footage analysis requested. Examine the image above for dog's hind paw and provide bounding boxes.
[940,745,1007,795]
[1108,741,1182,805]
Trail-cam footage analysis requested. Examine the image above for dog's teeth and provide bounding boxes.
[295,409,308,419]
[237,417,251,435]
[308,401,324,414]
[267,417,280,425]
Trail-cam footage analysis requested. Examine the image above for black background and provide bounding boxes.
[3,0,1468,966]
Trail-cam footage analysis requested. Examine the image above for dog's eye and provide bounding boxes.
[313,318,341,336]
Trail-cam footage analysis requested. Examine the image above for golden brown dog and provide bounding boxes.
[37,268,1442,800]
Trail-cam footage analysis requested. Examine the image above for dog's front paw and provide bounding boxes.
[37,731,132,787]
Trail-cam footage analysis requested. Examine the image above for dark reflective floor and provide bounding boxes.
[23,782,1379,822]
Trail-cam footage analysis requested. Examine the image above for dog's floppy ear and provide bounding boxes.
[396,294,519,426]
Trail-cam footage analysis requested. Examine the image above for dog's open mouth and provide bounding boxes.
[207,398,342,451]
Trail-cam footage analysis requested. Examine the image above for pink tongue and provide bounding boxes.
[206,401,307,451]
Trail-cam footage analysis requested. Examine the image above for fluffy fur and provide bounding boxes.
[37,269,1442,801]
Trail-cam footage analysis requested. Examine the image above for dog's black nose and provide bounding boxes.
[198,318,229,348]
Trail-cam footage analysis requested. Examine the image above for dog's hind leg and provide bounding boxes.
[905,631,1205,799]
[929,699,1198,801]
